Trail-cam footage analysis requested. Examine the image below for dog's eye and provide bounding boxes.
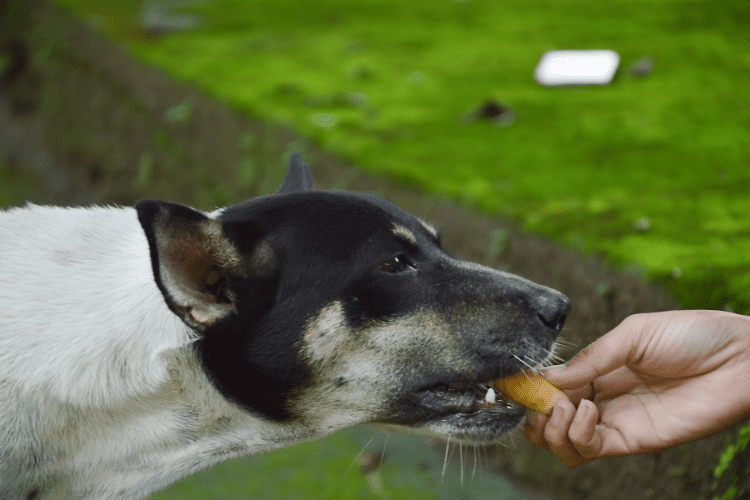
[378,255,413,273]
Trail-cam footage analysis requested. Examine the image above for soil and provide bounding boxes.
[2,1,749,498]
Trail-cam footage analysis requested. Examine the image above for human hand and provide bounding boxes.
[524,310,750,467]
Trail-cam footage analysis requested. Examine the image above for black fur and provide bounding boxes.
[138,154,570,425]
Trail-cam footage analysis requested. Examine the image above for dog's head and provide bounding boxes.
[137,154,569,442]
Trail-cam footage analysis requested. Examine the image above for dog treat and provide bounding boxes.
[493,372,564,415]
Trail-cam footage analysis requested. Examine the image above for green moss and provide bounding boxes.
[56,1,750,317]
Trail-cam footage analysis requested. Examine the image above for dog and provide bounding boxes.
[0,154,569,499]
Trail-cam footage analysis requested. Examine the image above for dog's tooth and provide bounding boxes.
[485,387,496,404]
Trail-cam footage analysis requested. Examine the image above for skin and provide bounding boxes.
[524,310,750,467]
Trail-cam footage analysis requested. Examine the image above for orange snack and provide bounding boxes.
[494,372,564,415]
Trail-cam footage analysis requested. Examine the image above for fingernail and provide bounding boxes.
[549,401,564,422]
[579,400,591,417]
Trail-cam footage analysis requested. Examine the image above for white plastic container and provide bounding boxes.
[535,50,620,86]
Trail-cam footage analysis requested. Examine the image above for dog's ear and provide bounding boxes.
[277,153,314,194]
[136,200,247,331]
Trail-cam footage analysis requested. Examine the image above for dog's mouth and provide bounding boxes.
[417,380,524,417]
[415,381,518,414]
[385,378,526,442]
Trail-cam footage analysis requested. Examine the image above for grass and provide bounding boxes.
[147,427,529,500]
[146,430,382,500]
[57,0,750,314]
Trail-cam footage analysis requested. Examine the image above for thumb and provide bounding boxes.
[543,316,645,390]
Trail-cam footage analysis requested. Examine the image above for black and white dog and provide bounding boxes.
[0,154,569,499]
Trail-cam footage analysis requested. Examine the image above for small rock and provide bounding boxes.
[466,99,516,128]
[629,57,655,78]
[633,217,651,232]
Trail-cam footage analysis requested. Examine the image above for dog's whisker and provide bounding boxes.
[513,353,532,368]
[442,435,451,481]
[379,433,390,470]
[526,354,552,375]
[495,432,514,449]
[470,366,484,384]
[471,444,478,484]
[548,353,566,365]
[546,338,576,367]
[513,354,538,377]
[552,337,577,354]
[459,441,464,486]
[555,337,576,347]
[339,435,375,484]
[481,445,487,487]
[506,427,518,449]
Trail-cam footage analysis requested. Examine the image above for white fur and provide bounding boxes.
[391,224,417,245]
[0,204,192,408]
[0,205,324,500]
[417,217,440,240]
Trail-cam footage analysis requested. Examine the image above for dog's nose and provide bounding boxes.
[532,291,570,338]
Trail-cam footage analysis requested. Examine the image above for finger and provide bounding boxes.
[540,365,637,406]
[561,380,594,405]
[523,410,551,450]
[544,398,591,468]
[543,315,648,390]
[569,401,641,458]
[568,399,603,459]
[538,365,594,403]
[591,365,643,400]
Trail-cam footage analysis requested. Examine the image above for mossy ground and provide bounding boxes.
[56,0,750,313]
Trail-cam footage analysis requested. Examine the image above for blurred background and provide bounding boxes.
[1,0,748,498]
